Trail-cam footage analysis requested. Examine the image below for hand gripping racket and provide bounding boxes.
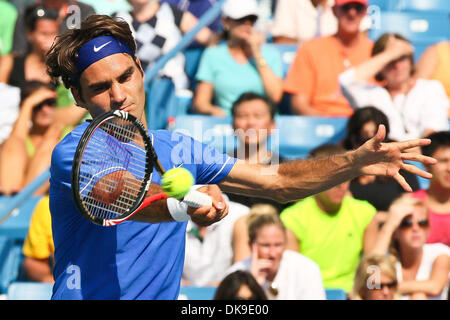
[71,110,211,226]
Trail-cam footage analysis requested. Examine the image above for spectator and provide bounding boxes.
[22,195,54,283]
[342,106,419,211]
[11,0,96,57]
[182,194,249,286]
[0,0,18,56]
[214,270,267,300]
[114,0,214,90]
[415,41,450,117]
[280,144,377,294]
[370,195,450,300]
[412,131,450,247]
[271,0,337,44]
[0,4,87,127]
[0,5,59,88]
[193,0,283,116]
[352,254,399,300]
[78,0,131,15]
[226,92,289,213]
[226,204,326,300]
[339,34,449,141]
[0,83,20,146]
[283,0,372,116]
[0,81,70,195]
[161,0,222,34]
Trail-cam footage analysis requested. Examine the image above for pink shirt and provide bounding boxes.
[412,190,450,246]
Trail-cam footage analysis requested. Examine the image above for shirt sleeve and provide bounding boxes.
[419,80,449,134]
[270,0,297,38]
[195,47,216,83]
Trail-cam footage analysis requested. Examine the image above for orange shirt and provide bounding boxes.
[284,34,373,117]
[430,42,450,100]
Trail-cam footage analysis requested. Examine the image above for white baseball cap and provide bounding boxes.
[222,0,259,20]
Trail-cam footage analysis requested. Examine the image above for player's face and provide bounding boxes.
[233,99,275,146]
[427,147,450,190]
[74,53,146,121]
[253,225,286,275]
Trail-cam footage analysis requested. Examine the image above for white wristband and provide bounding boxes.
[167,197,189,222]
[166,185,208,222]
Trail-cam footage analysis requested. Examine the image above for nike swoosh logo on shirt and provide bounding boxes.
[93,41,112,53]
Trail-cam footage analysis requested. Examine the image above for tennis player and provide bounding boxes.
[46,15,436,300]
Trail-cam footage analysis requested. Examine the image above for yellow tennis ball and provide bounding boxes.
[161,167,194,199]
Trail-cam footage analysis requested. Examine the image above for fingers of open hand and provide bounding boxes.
[401,162,432,179]
[393,172,412,192]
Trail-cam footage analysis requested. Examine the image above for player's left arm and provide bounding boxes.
[220,125,436,202]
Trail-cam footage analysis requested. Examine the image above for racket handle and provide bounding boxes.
[182,189,212,208]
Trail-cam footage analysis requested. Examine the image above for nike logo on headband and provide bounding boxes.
[93,41,112,53]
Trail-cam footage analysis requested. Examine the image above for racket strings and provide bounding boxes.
[78,118,148,220]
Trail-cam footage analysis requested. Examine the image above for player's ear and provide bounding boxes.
[70,86,85,109]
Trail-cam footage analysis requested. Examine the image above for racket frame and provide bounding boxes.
[71,110,157,226]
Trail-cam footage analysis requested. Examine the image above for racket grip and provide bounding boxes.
[182,189,212,208]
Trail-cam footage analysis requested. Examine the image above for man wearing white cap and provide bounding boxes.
[193,0,284,116]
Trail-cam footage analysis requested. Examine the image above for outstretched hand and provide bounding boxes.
[355,125,437,192]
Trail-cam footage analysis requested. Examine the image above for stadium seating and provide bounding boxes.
[368,10,450,60]
[325,288,347,300]
[276,116,349,160]
[391,0,450,12]
[0,196,43,240]
[170,115,349,160]
[178,286,217,300]
[269,43,298,77]
[7,282,53,300]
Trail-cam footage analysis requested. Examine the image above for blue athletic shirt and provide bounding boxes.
[49,122,237,300]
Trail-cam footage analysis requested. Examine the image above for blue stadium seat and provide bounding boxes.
[325,288,347,300]
[0,196,42,240]
[392,0,450,12]
[7,282,53,300]
[171,115,236,154]
[368,10,450,60]
[275,116,349,160]
[178,286,217,300]
[0,240,24,294]
[184,47,205,85]
[368,0,390,11]
[268,43,298,77]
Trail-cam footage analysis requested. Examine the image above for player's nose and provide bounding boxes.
[110,82,126,106]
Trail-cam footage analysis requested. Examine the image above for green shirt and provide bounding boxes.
[0,0,18,55]
[280,196,376,293]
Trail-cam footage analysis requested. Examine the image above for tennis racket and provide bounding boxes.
[71,110,211,226]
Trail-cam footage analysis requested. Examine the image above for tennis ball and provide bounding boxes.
[161,167,194,199]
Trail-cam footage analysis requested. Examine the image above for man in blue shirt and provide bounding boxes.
[46,15,436,300]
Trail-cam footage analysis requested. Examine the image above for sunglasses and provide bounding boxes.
[34,98,57,111]
[399,218,429,229]
[234,15,258,25]
[339,3,366,13]
[371,280,397,290]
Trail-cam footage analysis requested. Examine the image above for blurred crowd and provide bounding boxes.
[0,0,449,300]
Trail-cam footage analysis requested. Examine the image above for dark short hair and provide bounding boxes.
[372,33,415,82]
[308,143,347,159]
[231,92,276,120]
[20,81,56,103]
[46,15,138,91]
[214,271,267,300]
[421,131,450,157]
[25,4,58,32]
[342,106,390,150]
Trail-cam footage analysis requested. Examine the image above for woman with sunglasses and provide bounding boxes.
[0,81,71,196]
[369,195,450,300]
[352,254,399,300]
[339,33,449,142]
[193,0,283,117]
